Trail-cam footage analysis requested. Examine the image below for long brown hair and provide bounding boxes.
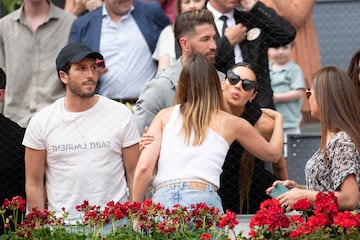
[226,63,258,213]
[175,54,227,145]
[347,49,360,90]
[312,66,360,154]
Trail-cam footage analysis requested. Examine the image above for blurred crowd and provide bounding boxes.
[0,0,359,234]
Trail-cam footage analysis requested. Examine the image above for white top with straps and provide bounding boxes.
[153,105,229,188]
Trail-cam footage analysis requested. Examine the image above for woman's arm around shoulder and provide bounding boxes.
[254,111,275,141]
[132,107,173,202]
[226,109,283,163]
[255,111,288,179]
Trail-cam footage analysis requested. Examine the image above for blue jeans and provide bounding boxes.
[62,219,127,236]
[152,182,224,213]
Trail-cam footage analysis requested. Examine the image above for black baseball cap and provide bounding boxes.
[56,43,103,72]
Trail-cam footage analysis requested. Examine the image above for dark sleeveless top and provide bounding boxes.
[219,102,276,214]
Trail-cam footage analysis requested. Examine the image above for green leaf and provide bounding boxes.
[1,0,23,13]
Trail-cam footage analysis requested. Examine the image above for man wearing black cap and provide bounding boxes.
[23,43,140,224]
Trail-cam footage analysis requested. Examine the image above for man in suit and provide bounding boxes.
[207,0,296,109]
[70,0,170,103]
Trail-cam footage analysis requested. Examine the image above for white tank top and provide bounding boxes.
[153,105,229,188]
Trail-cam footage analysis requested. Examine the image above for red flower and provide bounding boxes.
[250,199,290,231]
[200,233,212,239]
[248,229,257,237]
[217,210,238,229]
[2,196,26,212]
[314,192,338,216]
[333,211,360,229]
[103,201,124,220]
[259,198,283,212]
[292,198,312,212]
[307,212,332,227]
[2,198,10,208]
[289,223,317,238]
[290,215,305,225]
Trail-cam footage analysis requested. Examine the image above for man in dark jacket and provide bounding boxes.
[207,0,296,109]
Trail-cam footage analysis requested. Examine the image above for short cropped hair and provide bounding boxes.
[174,9,214,46]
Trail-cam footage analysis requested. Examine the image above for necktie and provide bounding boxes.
[219,15,228,37]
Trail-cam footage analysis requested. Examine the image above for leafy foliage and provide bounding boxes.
[1,0,22,13]
[1,193,359,239]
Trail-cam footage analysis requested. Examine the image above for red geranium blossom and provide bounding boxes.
[333,211,360,229]
[292,198,312,212]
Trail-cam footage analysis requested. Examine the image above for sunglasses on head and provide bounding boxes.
[226,70,257,91]
[305,88,312,99]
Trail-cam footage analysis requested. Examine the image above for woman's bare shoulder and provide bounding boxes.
[146,106,177,134]
[151,106,175,126]
[217,110,250,132]
[158,106,175,116]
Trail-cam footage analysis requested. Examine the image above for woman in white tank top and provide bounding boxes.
[132,55,284,212]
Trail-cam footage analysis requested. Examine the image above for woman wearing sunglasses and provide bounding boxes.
[267,66,360,211]
[219,63,288,214]
[138,62,287,213]
[132,55,284,212]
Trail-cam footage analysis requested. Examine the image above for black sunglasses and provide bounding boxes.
[226,70,257,91]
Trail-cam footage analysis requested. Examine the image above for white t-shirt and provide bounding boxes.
[23,96,139,222]
[152,25,176,65]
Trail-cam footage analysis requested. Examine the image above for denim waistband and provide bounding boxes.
[153,178,218,193]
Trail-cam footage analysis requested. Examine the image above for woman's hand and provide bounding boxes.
[266,180,307,211]
[266,180,301,194]
[278,188,308,212]
[261,108,282,121]
[139,127,155,151]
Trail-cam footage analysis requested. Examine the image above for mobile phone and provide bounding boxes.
[96,59,105,68]
[269,183,289,198]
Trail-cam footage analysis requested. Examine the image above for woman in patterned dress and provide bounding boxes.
[267,66,360,211]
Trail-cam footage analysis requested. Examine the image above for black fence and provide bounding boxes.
[0,0,358,222]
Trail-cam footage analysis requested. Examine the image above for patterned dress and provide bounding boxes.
[305,131,360,208]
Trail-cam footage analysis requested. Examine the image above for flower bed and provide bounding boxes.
[247,192,360,239]
[1,192,359,239]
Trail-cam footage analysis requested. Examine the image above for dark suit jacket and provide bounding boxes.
[69,0,170,53]
[214,2,296,109]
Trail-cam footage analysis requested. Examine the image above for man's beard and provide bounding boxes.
[68,78,96,98]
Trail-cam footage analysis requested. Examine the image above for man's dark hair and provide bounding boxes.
[0,68,6,89]
[57,63,71,88]
[174,9,214,46]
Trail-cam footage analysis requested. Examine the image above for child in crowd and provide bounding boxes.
[268,42,305,157]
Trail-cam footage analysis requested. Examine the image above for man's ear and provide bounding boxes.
[59,71,68,85]
[179,37,188,53]
[0,89,4,101]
